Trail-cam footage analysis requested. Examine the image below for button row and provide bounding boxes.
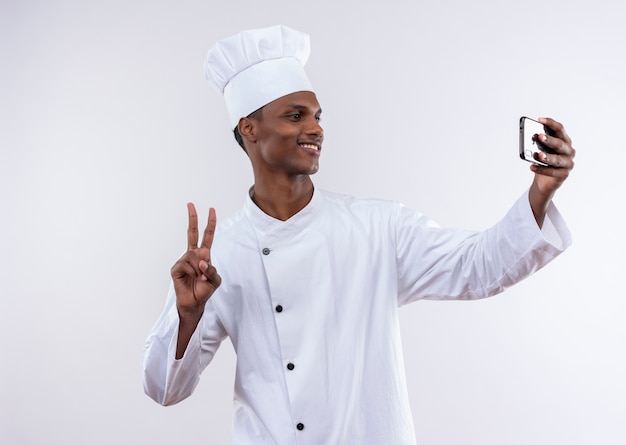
[261,245,302,433]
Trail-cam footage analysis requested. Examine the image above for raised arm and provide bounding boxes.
[528,117,576,228]
[170,204,222,359]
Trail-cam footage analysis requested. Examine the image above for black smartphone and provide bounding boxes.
[519,116,556,166]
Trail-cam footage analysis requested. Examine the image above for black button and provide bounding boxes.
[287,362,295,370]
[296,423,304,431]
[262,247,270,255]
[275,305,283,313]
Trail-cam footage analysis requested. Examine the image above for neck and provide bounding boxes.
[251,176,314,221]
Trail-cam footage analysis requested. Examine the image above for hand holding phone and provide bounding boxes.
[519,116,557,166]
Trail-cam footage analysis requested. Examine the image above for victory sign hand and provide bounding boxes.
[171,204,222,319]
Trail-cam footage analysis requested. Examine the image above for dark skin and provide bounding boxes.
[172,91,323,358]
[239,91,323,220]
[527,117,576,227]
[171,205,220,359]
[171,92,575,359]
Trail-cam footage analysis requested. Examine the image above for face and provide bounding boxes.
[243,91,324,179]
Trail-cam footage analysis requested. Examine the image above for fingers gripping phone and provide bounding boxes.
[519,116,556,166]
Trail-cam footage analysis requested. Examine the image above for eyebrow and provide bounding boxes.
[286,104,322,114]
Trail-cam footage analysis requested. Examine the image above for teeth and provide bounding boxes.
[300,143,319,150]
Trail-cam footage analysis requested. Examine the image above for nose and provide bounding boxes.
[306,116,323,138]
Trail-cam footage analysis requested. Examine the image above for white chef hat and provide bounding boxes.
[204,24,314,129]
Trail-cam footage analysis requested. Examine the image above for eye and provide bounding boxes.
[288,113,302,121]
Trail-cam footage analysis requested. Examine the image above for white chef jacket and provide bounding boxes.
[143,188,571,445]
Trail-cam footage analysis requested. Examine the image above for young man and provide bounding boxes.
[143,25,574,445]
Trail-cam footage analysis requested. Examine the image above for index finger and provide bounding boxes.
[186,202,199,251]
[200,207,217,251]
[539,117,572,146]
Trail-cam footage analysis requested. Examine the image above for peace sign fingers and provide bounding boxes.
[187,204,218,251]
[174,204,222,317]
[185,204,218,282]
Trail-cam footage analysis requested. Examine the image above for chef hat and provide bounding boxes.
[204,25,314,129]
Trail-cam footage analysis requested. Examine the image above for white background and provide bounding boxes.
[1,0,625,444]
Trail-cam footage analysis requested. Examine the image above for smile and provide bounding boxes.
[298,142,321,151]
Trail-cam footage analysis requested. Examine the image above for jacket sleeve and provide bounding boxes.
[396,190,572,305]
[142,282,228,406]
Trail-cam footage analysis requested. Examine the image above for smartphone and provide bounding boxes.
[519,116,556,166]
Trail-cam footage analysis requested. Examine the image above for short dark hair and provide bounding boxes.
[233,107,264,153]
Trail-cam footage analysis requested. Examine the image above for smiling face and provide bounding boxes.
[240,91,324,181]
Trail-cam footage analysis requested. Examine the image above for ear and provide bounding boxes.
[238,117,257,144]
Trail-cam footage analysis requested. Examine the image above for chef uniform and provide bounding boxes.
[143,25,571,445]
